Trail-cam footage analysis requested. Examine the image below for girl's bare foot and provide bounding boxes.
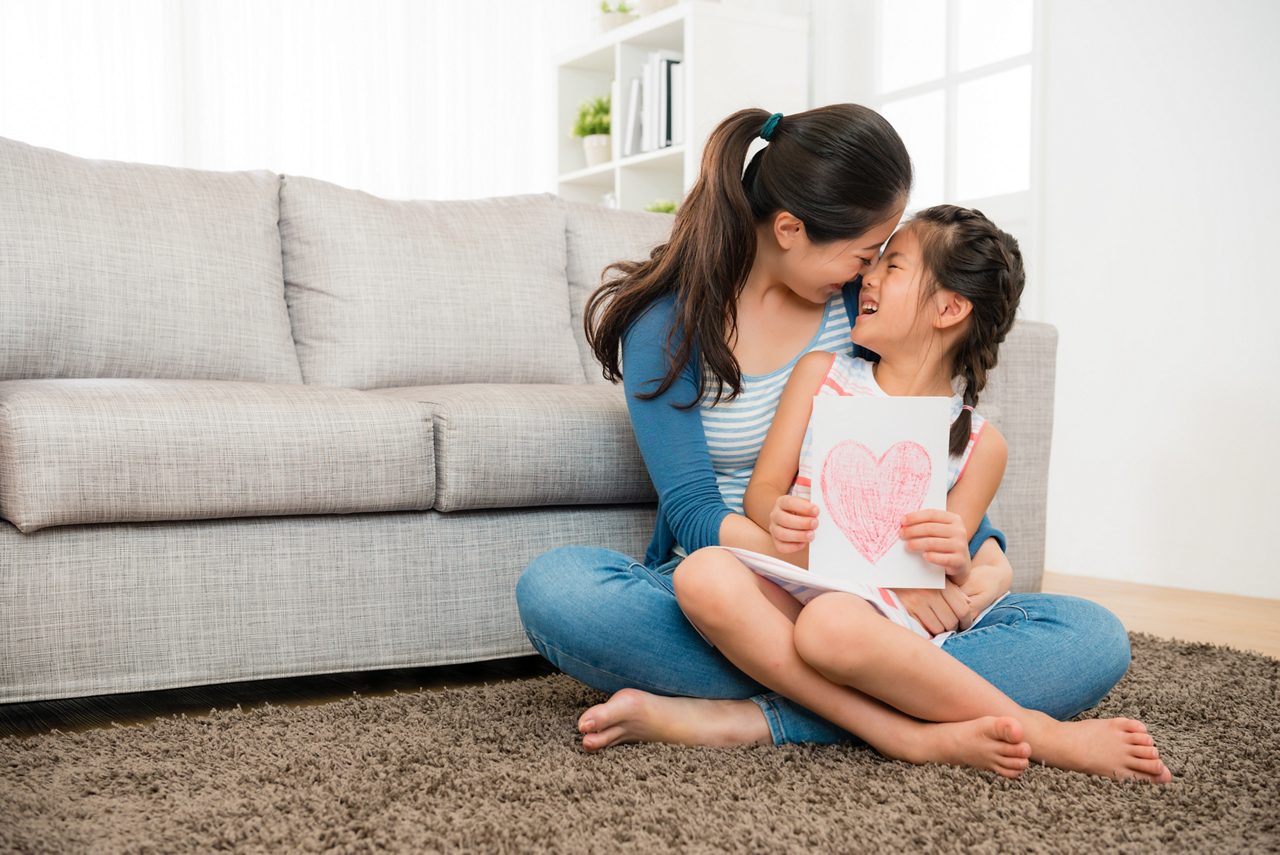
[576,689,772,752]
[1027,717,1172,783]
[899,715,1032,779]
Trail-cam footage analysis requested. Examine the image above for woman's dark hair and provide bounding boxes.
[584,104,913,407]
[909,205,1026,457]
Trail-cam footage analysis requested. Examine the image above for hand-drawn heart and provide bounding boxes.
[820,440,932,565]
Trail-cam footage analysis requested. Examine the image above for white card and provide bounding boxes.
[808,395,950,589]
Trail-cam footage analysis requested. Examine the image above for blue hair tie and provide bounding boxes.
[760,112,783,141]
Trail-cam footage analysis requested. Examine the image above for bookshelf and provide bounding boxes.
[555,1,809,212]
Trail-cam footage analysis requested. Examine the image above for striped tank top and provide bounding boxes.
[700,297,854,517]
[791,353,987,500]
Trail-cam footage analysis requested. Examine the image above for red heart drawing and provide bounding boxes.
[820,440,932,565]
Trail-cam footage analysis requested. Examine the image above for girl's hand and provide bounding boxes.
[895,584,974,635]
[769,495,819,554]
[901,509,972,587]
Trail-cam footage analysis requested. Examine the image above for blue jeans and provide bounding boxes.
[515,546,1132,745]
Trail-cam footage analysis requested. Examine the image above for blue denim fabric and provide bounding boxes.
[515,546,1132,745]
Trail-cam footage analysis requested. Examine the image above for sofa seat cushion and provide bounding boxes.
[279,179,585,389]
[0,380,435,533]
[0,136,302,384]
[372,384,654,511]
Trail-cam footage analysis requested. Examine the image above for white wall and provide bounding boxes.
[1038,0,1280,598]
[809,0,1280,598]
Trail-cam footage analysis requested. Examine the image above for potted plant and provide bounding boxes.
[644,199,678,214]
[599,1,637,30]
[573,94,612,168]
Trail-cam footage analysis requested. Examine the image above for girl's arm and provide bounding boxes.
[897,425,1009,630]
[743,351,834,529]
[946,424,1008,543]
[901,425,1007,588]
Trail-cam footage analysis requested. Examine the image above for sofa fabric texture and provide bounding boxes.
[372,383,655,511]
[0,506,656,703]
[563,202,674,383]
[0,379,436,533]
[279,178,586,389]
[0,136,302,385]
[970,323,1058,593]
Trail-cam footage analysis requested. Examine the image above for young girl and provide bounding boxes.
[674,205,1171,782]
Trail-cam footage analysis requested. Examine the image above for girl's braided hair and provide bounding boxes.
[910,205,1025,457]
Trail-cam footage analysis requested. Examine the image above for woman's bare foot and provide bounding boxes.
[576,689,772,752]
[899,715,1032,779]
[1026,717,1172,783]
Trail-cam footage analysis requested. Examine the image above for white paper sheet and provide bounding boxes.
[808,395,950,589]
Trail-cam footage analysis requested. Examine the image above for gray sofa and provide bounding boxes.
[0,135,1057,704]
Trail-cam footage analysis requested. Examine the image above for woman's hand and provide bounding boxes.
[895,584,974,635]
[901,509,972,588]
[769,495,819,554]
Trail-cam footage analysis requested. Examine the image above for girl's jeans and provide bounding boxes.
[515,546,1131,745]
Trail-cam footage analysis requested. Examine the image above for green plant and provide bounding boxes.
[572,95,611,138]
[600,1,635,13]
[644,199,677,214]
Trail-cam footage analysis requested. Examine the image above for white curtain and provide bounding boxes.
[0,0,595,199]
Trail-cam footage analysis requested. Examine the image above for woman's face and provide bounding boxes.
[781,210,903,304]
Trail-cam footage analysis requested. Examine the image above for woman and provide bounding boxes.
[516,105,1137,773]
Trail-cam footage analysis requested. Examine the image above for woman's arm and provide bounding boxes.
[621,296,733,554]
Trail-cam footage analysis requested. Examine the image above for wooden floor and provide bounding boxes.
[1041,571,1280,659]
[2,574,1276,739]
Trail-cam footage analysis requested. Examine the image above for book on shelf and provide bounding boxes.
[639,49,682,154]
[670,62,685,146]
[623,76,642,157]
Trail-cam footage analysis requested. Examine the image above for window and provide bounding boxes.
[872,0,1040,315]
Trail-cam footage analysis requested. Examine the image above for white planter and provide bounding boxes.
[599,11,638,30]
[581,134,612,168]
[637,0,676,14]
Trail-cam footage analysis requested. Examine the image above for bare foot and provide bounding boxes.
[1027,717,1172,783]
[899,715,1032,779]
[576,689,771,752]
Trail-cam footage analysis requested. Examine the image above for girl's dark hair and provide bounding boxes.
[584,104,913,407]
[909,205,1026,457]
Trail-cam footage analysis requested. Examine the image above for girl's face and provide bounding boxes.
[850,224,933,352]
[779,210,902,304]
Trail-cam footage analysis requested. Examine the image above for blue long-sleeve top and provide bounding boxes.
[622,281,1006,567]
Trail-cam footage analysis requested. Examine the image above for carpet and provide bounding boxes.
[2,634,1277,854]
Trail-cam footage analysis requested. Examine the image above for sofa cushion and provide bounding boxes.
[372,384,654,511]
[564,202,674,384]
[279,178,585,389]
[0,380,435,533]
[0,136,302,384]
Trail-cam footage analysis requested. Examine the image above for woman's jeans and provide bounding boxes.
[515,546,1132,746]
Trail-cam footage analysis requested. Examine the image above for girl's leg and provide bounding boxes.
[793,592,1170,782]
[942,592,1131,719]
[516,545,844,747]
[672,549,1033,776]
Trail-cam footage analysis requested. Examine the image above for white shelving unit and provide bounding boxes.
[555,1,809,212]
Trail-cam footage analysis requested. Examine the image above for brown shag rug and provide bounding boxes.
[2,634,1277,854]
